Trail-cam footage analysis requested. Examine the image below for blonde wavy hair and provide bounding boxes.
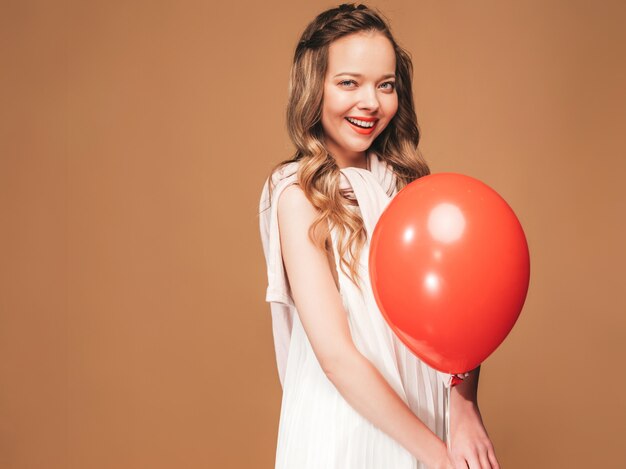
[263,2,430,291]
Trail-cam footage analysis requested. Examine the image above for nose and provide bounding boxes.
[357,85,380,112]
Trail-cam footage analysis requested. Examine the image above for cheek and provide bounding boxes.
[323,88,351,116]
[384,95,399,117]
[321,92,341,131]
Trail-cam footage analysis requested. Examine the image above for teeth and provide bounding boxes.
[347,117,375,128]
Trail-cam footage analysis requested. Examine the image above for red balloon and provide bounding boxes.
[369,173,530,374]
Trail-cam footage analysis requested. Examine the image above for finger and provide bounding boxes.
[487,448,500,469]
[478,449,492,469]
[466,453,481,469]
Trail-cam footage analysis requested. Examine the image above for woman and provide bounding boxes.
[259,3,500,468]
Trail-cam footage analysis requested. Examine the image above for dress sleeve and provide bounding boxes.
[259,174,299,388]
[259,175,298,307]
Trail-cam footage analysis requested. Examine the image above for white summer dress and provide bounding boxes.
[259,150,454,469]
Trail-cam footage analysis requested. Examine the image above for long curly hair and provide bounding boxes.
[263,2,430,290]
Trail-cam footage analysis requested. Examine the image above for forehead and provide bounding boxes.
[326,31,396,76]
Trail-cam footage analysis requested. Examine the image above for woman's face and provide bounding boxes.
[321,31,398,168]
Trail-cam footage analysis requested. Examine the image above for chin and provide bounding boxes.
[349,138,375,150]
[343,142,370,153]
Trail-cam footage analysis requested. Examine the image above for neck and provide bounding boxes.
[330,149,369,170]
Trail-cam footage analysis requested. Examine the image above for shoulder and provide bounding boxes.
[277,183,307,210]
[277,184,319,227]
[259,160,300,212]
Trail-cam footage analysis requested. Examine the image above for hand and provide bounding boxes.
[427,442,456,469]
[448,402,500,469]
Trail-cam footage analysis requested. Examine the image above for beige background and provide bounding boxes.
[1,0,625,468]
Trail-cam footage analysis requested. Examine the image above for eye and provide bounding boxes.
[380,81,396,91]
[338,79,356,87]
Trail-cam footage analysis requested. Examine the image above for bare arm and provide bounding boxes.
[449,366,500,468]
[451,365,480,411]
[277,184,450,468]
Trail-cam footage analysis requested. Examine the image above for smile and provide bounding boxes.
[345,117,378,135]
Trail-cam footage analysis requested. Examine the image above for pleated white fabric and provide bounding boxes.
[259,150,454,469]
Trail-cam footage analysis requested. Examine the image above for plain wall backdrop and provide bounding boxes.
[1,0,625,468]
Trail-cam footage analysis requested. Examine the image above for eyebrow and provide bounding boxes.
[333,72,396,79]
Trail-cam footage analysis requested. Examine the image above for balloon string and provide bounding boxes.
[445,383,451,452]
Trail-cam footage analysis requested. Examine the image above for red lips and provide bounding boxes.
[345,117,378,135]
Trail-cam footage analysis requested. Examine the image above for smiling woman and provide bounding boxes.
[259,3,500,469]
[321,31,398,162]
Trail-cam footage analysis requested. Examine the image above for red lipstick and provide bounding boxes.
[345,116,378,135]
